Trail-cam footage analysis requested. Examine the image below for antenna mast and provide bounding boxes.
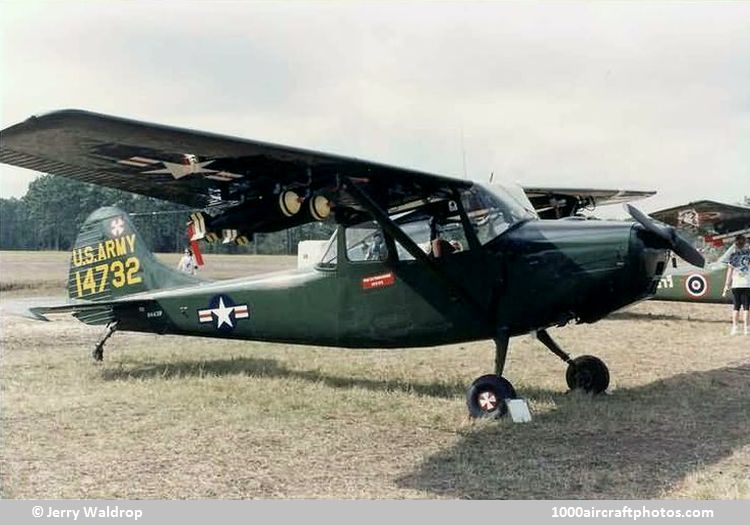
[460,128,468,179]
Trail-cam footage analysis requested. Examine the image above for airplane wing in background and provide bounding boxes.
[650,200,750,240]
[521,187,656,219]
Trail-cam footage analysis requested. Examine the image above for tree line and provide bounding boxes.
[1,176,747,254]
[0,175,334,254]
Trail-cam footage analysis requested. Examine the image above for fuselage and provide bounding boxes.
[110,219,669,348]
[654,262,731,304]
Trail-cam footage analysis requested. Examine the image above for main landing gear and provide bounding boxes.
[466,333,515,418]
[92,321,118,362]
[466,329,610,419]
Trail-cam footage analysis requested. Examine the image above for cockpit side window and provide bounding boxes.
[394,201,471,261]
[345,221,389,262]
[394,220,432,261]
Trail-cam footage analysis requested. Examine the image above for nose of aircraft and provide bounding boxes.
[491,214,702,328]
[629,223,671,297]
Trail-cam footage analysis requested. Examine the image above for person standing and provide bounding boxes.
[177,247,198,276]
[720,234,750,335]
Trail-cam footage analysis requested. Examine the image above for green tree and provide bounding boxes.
[1,175,336,253]
[0,197,30,249]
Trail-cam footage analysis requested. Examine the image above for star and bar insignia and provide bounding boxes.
[116,153,243,181]
[197,294,250,332]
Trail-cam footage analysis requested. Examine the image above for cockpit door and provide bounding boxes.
[336,221,413,346]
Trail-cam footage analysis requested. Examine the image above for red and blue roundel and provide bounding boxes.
[684,274,709,299]
[197,294,250,332]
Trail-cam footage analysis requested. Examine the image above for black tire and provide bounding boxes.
[566,355,609,394]
[466,374,517,419]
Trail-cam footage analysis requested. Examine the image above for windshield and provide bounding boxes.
[462,184,537,244]
[318,231,337,267]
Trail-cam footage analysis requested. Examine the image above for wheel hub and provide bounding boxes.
[566,355,610,394]
[477,391,498,411]
[575,369,593,389]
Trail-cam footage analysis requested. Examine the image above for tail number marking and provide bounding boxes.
[657,275,674,289]
[73,256,142,297]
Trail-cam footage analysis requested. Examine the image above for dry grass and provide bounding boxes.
[1,251,749,499]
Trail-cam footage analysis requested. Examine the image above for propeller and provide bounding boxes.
[625,204,705,268]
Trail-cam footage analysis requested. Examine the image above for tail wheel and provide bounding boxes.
[566,355,609,394]
[466,374,517,419]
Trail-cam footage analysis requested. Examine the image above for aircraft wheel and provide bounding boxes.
[466,374,517,419]
[566,355,609,394]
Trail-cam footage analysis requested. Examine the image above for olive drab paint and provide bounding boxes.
[654,264,732,304]
[1,109,712,418]
[58,205,668,347]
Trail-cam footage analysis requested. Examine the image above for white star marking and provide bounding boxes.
[197,297,249,329]
[478,392,497,411]
[144,159,217,179]
[110,217,125,237]
[212,297,234,329]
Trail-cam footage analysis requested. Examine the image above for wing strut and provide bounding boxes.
[344,178,490,326]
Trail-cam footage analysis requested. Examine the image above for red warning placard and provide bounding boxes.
[362,272,395,290]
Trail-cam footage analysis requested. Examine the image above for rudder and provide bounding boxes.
[68,207,200,301]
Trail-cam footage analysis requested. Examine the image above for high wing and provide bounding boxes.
[650,200,750,238]
[521,187,656,219]
[0,109,469,235]
[1,109,655,232]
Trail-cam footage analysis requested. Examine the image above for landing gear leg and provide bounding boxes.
[466,332,517,419]
[536,329,609,394]
[494,334,509,377]
[92,321,118,362]
[536,329,573,365]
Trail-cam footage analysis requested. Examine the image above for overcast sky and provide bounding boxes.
[1,1,748,217]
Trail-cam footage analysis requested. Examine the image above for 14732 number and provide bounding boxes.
[73,256,142,297]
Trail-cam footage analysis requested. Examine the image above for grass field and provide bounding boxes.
[1,251,748,499]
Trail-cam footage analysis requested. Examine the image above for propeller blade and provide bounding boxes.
[625,204,669,241]
[671,232,706,268]
[625,204,705,268]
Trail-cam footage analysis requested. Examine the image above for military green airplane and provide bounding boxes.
[0,110,705,418]
[651,200,750,304]
[654,262,731,304]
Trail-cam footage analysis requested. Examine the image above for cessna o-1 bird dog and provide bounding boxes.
[0,110,705,418]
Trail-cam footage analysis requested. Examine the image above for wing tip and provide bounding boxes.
[2,109,106,135]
